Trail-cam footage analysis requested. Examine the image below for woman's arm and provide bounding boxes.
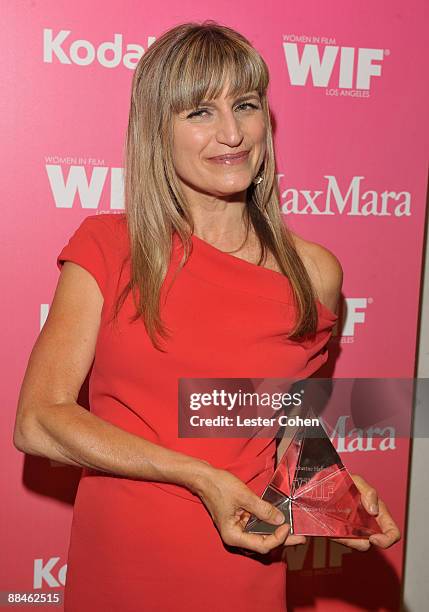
[14,396,214,493]
[289,240,400,551]
[13,261,212,492]
[13,261,291,554]
[291,232,343,314]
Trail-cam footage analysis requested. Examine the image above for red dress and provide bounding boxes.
[56,212,338,612]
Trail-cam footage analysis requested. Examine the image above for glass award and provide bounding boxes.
[244,407,380,537]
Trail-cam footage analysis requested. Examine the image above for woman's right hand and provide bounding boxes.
[194,465,300,554]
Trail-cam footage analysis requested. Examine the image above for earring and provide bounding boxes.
[253,173,264,185]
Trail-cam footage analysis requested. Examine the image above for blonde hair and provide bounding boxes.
[112,20,318,351]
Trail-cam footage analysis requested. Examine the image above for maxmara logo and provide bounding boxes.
[282,35,388,91]
[45,163,411,217]
[43,29,155,68]
[328,415,396,453]
[278,173,411,217]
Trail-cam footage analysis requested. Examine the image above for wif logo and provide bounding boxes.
[330,297,371,344]
[43,29,156,69]
[285,538,352,571]
[341,298,369,338]
[45,162,124,209]
[283,39,387,91]
[327,298,370,344]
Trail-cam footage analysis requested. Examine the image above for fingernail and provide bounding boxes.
[275,513,285,524]
[370,504,378,514]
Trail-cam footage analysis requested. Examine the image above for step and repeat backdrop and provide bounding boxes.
[3,1,428,610]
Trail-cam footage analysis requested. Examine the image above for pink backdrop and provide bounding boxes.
[2,1,428,610]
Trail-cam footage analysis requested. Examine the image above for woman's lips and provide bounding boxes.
[207,151,250,165]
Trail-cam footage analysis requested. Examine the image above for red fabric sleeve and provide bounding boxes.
[56,215,111,297]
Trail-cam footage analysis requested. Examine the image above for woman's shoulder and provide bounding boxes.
[289,230,343,314]
[67,212,128,261]
[84,211,127,233]
[78,212,128,247]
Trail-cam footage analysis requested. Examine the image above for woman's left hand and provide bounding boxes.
[330,474,401,551]
[238,509,307,547]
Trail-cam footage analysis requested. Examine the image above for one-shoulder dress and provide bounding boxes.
[56,212,338,612]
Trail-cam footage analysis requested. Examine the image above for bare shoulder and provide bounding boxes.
[289,231,343,314]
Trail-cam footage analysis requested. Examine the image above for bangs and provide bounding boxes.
[165,31,269,113]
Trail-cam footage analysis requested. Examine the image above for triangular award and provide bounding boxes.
[244,407,380,537]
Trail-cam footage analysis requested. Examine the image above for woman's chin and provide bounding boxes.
[210,179,253,195]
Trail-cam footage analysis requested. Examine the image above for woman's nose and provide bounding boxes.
[215,112,244,147]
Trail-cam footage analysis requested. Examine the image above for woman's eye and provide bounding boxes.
[186,102,259,120]
[236,102,259,111]
[186,109,209,119]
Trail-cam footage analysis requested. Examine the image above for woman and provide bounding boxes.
[13,21,400,612]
